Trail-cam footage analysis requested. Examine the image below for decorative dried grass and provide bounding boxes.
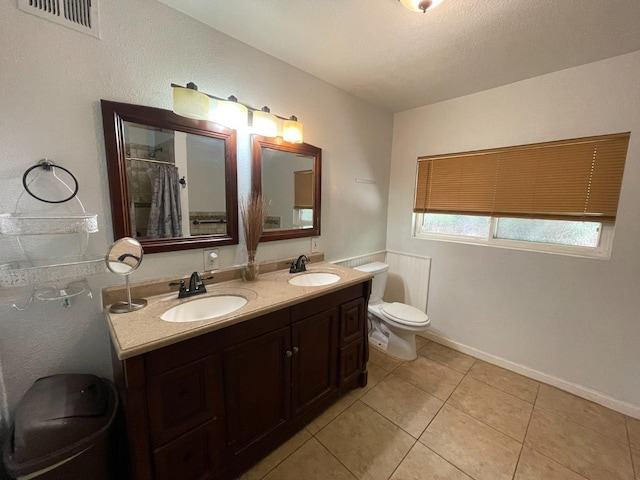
[240,192,269,254]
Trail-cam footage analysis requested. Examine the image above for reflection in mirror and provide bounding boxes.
[251,135,321,242]
[124,123,227,238]
[101,100,238,254]
[106,237,147,313]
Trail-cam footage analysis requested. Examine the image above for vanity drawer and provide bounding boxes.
[339,338,363,387]
[146,354,224,447]
[339,298,365,346]
[152,419,223,480]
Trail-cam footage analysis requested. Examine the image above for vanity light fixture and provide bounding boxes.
[398,0,443,13]
[252,106,278,137]
[215,95,249,130]
[172,82,210,120]
[171,82,304,142]
[282,116,304,144]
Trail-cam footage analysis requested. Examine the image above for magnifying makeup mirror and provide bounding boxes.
[106,237,147,313]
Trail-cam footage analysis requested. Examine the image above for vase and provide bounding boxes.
[242,250,259,281]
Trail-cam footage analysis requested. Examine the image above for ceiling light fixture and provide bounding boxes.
[171,82,303,143]
[398,0,443,13]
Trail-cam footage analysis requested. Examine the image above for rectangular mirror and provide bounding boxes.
[251,135,321,241]
[101,100,238,253]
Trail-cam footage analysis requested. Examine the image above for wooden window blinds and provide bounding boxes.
[413,132,630,223]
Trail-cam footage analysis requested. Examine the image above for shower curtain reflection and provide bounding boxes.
[147,163,182,238]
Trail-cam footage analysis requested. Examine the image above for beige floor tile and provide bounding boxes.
[418,341,476,374]
[415,335,429,350]
[240,429,312,480]
[368,346,404,372]
[514,446,588,480]
[361,374,444,438]
[536,384,627,443]
[316,401,416,480]
[351,361,392,399]
[628,416,640,448]
[263,438,357,480]
[394,356,464,401]
[390,442,472,480]
[525,407,634,480]
[467,361,539,403]
[447,376,533,441]
[306,394,358,435]
[420,404,521,480]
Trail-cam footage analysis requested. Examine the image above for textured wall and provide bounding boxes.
[388,51,640,415]
[0,0,393,424]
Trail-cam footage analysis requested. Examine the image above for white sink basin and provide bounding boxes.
[161,295,247,323]
[288,272,340,287]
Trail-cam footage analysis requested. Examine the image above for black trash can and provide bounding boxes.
[3,374,118,480]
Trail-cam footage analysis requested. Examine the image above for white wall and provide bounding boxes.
[0,0,393,426]
[388,51,640,414]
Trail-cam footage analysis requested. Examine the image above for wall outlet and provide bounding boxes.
[311,237,320,253]
[203,249,219,271]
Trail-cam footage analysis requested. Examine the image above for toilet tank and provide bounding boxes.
[354,262,389,304]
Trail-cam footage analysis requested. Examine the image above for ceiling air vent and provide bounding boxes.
[18,0,100,39]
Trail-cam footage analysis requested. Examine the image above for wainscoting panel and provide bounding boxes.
[385,251,431,312]
[332,251,386,269]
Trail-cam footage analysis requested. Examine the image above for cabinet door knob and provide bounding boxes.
[293,346,299,354]
[286,350,293,358]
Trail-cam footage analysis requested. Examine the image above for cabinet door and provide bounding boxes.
[146,354,224,448]
[222,326,291,456]
[291,308,338,417]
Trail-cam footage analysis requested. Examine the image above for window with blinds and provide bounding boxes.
[414,132,630,224]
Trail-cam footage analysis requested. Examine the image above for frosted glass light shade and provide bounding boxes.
[172,86,210,120]
[252,109,278,137]
[283,116,303,143]
[399,0,443,12]
[215,98,248,129]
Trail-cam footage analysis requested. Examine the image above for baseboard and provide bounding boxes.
[419,332,640,420]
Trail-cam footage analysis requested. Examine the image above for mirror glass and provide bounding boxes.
[251,135,321,242]
[106,237,144,275]
[101,100,239,254]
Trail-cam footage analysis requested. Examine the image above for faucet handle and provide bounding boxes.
[169,279,186,293]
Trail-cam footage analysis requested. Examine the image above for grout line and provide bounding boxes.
[626,418,639,480]
[312,432,360,480]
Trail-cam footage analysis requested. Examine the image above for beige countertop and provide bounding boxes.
[105,262,372,360]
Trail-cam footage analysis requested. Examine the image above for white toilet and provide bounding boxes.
[355,262,430,361]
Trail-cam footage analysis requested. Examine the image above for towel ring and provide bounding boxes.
[22,160,79,204]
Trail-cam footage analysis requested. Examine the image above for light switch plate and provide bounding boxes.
[203,249,219,271]
[311,237,320,253]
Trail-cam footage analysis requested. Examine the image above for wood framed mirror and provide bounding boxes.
[101,100,238,253]
[251,135,321,242]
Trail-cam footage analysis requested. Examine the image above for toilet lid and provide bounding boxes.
[380,302,429,326]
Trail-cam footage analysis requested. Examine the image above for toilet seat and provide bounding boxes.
[379,302,429,327]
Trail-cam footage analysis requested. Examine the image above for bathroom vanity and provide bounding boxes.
[105,263,371,480]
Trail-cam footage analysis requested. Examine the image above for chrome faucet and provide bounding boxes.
[289,255,310,274]
[169,271,213,299]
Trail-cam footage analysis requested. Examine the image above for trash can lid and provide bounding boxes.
[7,374,116,468]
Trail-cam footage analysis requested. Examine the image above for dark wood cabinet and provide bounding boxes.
[291,308,338,417]
[223,326,291,456]
[113,280,370,480]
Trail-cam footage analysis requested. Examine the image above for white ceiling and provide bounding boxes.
[158,0,640,113]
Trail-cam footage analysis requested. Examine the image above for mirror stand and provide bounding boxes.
[110,275,148,314]
[106,237,148,314]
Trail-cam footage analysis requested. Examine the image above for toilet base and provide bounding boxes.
[367,311,425,361]
[368,329,388,350]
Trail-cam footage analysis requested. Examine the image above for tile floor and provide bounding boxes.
[240,337,640,480]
